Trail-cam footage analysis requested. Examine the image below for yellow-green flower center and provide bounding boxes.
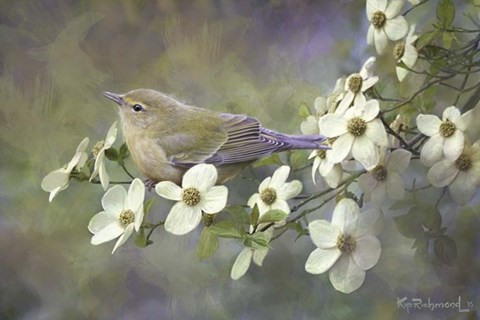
[393,42,405,60]
[454,153,472,171]
[439,120,456,138]
[260,187,277,205]
[371,11,387,29]
[336,233,356,253]
[92,140,105,157]
[347,117,367,136]
[348,73,363,93]
[372,165,387,181]
[316,149,327,159]
[182,187,201,206]
[327,137,337,145]
[119,209,135,228]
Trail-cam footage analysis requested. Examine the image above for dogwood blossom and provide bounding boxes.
[366,0,409,54]
[156,164,228,235]
[41,137,89,202]
[309,147,343,188]
[305,198,382,293]
[394,25,418,81]
[90,121,118,191]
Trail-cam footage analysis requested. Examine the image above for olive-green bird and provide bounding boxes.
[104,89,326,185]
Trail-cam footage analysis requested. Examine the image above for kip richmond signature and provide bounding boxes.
[397,296,474,314]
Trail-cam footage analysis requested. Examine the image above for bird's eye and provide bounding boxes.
[132,104,143,112]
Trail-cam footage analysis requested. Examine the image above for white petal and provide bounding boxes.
[270,199,291,215]
[76,152,88,170]
[66,151,83,172]
[201,186,228,213]
[164,202,202,235]
[386,171,405,200]
[366,0,384,18]
[443,130,464,161]
[384,16,408,41]
[258,177,271,193]
[330,134,354,164]
[301,116,320,135]
[402,44,418,68]
[270,166,291,189]
[442,106,461,122]
[351,235,381,270]
[367,25,375,45]
[305,248,342,274]
[361,56,377,76]
[396,66,409,82]
[102,185,127,216]
[99,161,110,191]
[104,121,118,148]
[361,76,378,91]
[427,160,458,187]
[127,178,145,211]
[362,100,380,122]
[365,119,388,148]
[314,96,328,115]
[416,114,441,136]
[319,159,334,177]
[324,165,343,188]
[356,207,383,237]
[455,110,472,131]
[252,248,269,267]
[309,220,341,249]
[90,223,124,245]
[89,150,103,180]
[386,149,411,173]
[276,180,302,200]
[319,114,348,137]
[311,157,321,184]
[182,163,217,192]
[374,28,388,54]
[353,93,367,109]
[88,211,117,234]
[358,173,377,193]
[352,135,380,170]
[385,0,404,18]
[48,187,63,202]
[247,193,260,208]
[420,135,444,167]
[231,248,253,280]
[336,92,354,115]
[331,198,359,234]
[155,181,182,201]
[76,137,90,153]
[449,172,476,205]
[112,224,134,254]
[329,255,366,294]
[41,168,69,192]
[370,183,387,205]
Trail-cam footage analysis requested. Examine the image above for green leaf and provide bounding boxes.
[442,31,455,49]
[258,209,287,224]
[244,233,269,250]
[389,198,416,211]
[422,86,437,112]
[416,31,440,50]
[421,206,442,231]
[250,204,260,226]
[253,153,282,168]
[210,220,244,239]
[135,229,149,248]
[298,102,311,118]
[196,227,219,260]
[289,150,308,169]
[104,148,118,161]
[143,198,155,221]
[225,205,250,225]
[434,235,457,265]
[393,207,423,239]
[436,0,455,28]
[119,143,130,159]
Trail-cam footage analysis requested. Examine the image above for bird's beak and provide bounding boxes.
[103,92,123,105]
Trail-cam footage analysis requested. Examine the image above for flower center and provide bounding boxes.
[327,137,337,145]
[347,73,363,93]
[439,120,456,138]
[316,149,327,159]
[347,117,367,136]
[336,233,356,253]
[371,11,387,29]
[372,165,387,181]
[182,187,201,206]
[260,187,277,205]
[119,209,135,228]
[92,140,105,157]
[393,42,405,60]
[454,153,472,171]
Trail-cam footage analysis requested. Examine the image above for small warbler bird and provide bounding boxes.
[104,89,327,185]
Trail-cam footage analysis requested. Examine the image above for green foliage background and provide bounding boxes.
[0,0,479,319]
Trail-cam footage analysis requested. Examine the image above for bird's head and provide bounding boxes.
[103,89,179,132]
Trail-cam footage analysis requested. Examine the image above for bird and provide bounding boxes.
[103,89,327,185]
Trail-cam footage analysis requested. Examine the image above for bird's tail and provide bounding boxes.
[260,128,328,151]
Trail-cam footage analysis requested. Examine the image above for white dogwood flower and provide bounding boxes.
[90,121,118,191]
[41,137,89,202]
[300,96,329,135]
[156,164,228,235]
[366,0,409,54]
[320,99,388,170]
[417,106,472,166]
[305,198,382,293]
[309,145,343,188]
[88,178,145,254]
[427,141,480,204]
[247,165,302,215]
[358,149,411,205]
[394,25,418,81]
[337,57,378,114]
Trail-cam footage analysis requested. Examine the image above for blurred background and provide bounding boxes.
[0,0,479,319]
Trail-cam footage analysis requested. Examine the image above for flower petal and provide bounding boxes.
[385,0,404,18]
[270,166,291,189]
[330,134,354,164]
[104,121,118,148]
[102,185,127,216]
[201,186,228,213]
[76,137,90,153]
[319,158,334,177]
[270,199,291,215]
[366,119,388,148]
[155,181,182,201]
[311,156,321,184]
[417,114,441,136]
[336,92,354,115]
[305,248,342,274]
[351,235,381,270]
[182,163,217,192]
[99,161,110,191]
[361,76,378,91]
[301,116,320,135]
[449,171,477,205]
[90,223,124,245]
[331,198,359,234]
[231,248,253,280]
[367,0,387,17]
[402,44,418,68]
[443,130,464,161]
[276,180,302,200]
[362,99,380,122]
[420,135,444,167]
[442,106,461,122]
[386,171,405,200]
[358,172,377,193]
[455,110,472,131]
[88,211,117,234]
[370,183,387,205]
[396,66,409,82]
[112,223,134,254]
[329,255,366,294]
[319,114,348,137]
[258,177,271,193]
[324,164,343,188]
[247,193,260,208]
[252,248,269,267]
[356,207,383,237]
[41,168,69,193]
[374,28,388,54]
[386,149,412,173]
[127,178,145,211]
[309,220,341,249]
[427,160,458,187]
[164,202,202,235]
[384,16,408,41]
[352,135,380,170]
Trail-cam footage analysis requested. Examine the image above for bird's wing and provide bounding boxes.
[171,113,285,167]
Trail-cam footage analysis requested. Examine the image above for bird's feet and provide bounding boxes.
[144,179,157,192]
